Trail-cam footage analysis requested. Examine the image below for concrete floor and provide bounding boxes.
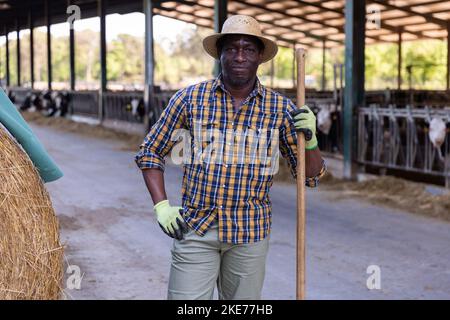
[30,124,450,300]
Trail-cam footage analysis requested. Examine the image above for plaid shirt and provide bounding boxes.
[135,76,327,244]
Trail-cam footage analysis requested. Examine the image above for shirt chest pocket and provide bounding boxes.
[240,111,283,148]
[190,118,224,164]
[239,111,283,131]
[233,111,283,165]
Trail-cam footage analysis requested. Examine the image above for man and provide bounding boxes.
[135,15,327,300]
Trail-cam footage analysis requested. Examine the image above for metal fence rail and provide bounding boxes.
[70,90,172,125]
[6,86,449,187]
[103,91,143,123]
[308,97,342,154]
[149,91,175,125]
[270,89,343,155]
[358,105,450,186]
[70,91,99,118]
[366,90,450,108]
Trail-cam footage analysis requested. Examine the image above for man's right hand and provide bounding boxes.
[153,199,188,240]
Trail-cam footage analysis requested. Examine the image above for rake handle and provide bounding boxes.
[296,48,307,300]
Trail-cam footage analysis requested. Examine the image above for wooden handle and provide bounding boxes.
[296,48,307,300]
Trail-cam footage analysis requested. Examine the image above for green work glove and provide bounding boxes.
[154,199,188,240]
[290,104,318,150]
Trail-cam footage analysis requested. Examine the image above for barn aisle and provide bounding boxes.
[30,123,450,300]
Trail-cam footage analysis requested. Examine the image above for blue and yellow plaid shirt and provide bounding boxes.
[135,76,327,244]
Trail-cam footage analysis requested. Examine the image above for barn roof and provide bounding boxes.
[0,0,449,48]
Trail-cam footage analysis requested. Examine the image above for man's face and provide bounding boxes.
[219,35,263,88]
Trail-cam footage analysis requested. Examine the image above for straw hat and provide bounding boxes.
[203,15,278,63]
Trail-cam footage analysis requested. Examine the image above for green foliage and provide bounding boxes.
[0,25,447,90]
[0,40,4,82]
[34,29,49,85]
[108,34,144,85]
[365,42,399,90]
[258,46,296,88]
[51,33,70,83]
[8,36,18,85]
[401,40,447,90]
[154,27,215,87]
[365,40,447,90]
[75,29,100,88]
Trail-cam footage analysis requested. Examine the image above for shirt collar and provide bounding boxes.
[213,73,265,98]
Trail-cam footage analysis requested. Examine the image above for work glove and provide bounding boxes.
[153,199,188,240]
[290,105,318,150]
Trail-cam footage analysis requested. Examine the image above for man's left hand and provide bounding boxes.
[290,105,318,150]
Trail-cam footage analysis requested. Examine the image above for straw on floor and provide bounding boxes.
[0,125,63,299]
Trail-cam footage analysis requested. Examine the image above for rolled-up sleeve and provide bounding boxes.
[135,89,187,172]
[279,101,327,188]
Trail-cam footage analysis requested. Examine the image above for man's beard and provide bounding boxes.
[225,73,253,88]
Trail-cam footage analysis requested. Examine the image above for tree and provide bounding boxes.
[0,26,447,91]
[107,34,144,86]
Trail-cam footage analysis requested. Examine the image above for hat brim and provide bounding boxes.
[202,33,278,64]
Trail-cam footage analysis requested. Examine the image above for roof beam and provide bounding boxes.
[232,0,342,44]
[158,0,337,46]
[293,0,434,41]
[370,0,448,28]
[291,0,388,42]
[383,0,450,12]
[153,6,319,48]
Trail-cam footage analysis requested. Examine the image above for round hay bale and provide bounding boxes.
[0,125,63,299]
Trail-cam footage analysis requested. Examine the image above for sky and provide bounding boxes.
[0,12,199,45]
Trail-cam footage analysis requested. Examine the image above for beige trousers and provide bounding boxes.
[167,221,270,300]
